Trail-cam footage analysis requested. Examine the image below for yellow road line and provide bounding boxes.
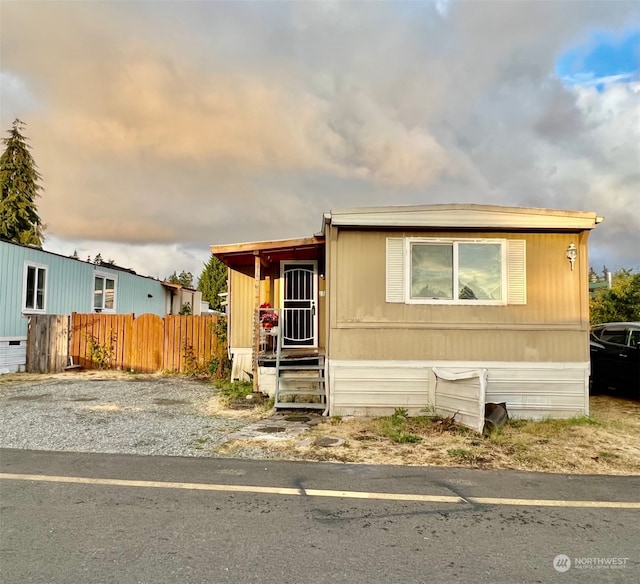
[304,489,463,503]
[0,473,303,496]
[468,497,640,509]
[0,473,463,503]
[1,473,638,509]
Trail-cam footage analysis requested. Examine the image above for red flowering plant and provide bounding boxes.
[259,303,279,328]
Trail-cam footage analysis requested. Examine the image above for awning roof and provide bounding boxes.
[211,236,324,269]
[323,204,604,231]
[162,281,198,292]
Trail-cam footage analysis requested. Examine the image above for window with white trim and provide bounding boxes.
[386,237,526,305]
[23,262,48,312]
[94,273,117,311]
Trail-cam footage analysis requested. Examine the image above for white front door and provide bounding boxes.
[280,261,318,348]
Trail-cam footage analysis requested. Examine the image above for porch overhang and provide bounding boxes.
[211,235,325,393]
[211,236,325,269]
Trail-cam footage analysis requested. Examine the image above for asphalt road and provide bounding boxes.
[1,449,638,584]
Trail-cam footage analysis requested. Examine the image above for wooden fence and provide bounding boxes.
[27,313,224,374]
[70,313,223,373]
[26,315,70,373]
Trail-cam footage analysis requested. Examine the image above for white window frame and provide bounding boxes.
[405,237,508,306]
[22,261,48,313]
[93,272,117,313]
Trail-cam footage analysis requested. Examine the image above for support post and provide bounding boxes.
[265,273,271,305]
[252,252,261,392]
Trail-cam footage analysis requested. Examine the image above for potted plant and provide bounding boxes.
[260,303,278,329]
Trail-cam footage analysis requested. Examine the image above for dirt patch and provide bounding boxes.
[205,395,272,421]
[153,398,190,406]
[8,393,52,401]
[0,370,162,390]
[226,393,270,410]
[256,426,287,433]
[216,397,640,475]
[284,415,311,423]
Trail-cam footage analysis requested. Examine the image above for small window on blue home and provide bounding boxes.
[24,263,47,312]
[94,274,116,311]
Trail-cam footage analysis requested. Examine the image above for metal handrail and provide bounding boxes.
[257,306,314,404]
[275,315,281,402]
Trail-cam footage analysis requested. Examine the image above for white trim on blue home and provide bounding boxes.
[92,270,118,313]
[22,260,49,313]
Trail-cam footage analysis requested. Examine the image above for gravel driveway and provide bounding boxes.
[0,374,251,457]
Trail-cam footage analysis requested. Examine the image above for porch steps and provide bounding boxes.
[272,402,324,410]
[275,356,326,411]
[278,364,324,371]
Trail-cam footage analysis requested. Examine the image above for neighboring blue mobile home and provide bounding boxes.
[0,239,171,373]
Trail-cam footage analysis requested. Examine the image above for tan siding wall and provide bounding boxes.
[329,228,591,363]
[330,329,587,362]
[229,268,258,349]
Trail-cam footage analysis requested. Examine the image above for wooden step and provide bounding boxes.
[276,389,325,396]
[275,402,325,410]
[277,375,324,382]
[278,364,324,371]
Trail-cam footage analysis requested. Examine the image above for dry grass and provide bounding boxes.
[205,395,274,421]
[216,397,640,475]
[204,380,274,421]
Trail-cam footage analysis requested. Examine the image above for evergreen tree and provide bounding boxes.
[197,255,227,311]
[166,270,194,288]
[0,119,44,246]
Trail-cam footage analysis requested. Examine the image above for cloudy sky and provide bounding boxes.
[1,0,638,282]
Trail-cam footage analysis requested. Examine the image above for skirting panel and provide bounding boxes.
[230,348,252,382]
[0,338,27,374]
[329,361,432,417]
[328,360,589,419]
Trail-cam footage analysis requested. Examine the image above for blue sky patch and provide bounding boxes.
[556,29,639,89]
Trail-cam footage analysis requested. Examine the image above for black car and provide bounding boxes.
[590,322,640,398]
